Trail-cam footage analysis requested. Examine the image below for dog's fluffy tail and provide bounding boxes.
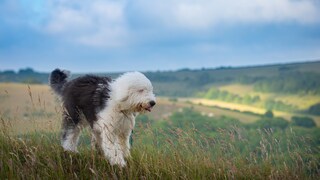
[49,68,70,96]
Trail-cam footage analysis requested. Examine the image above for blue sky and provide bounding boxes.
[1,0,320,73]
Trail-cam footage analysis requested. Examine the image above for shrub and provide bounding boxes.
[291,116,316,128]
[252,117,289,130]
[264,110,274,118]
[308,103,320,115]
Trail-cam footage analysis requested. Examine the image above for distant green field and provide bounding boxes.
[186,97,320,126]
[218,84,320,110]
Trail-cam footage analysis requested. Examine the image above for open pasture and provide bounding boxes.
[0,83,262,134]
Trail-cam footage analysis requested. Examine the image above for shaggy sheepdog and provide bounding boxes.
[49,69,156,167]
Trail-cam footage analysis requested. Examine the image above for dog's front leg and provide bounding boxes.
[101,131,126,167]
[119,130,132,158]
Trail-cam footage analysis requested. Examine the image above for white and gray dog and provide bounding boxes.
[49,69,156,167]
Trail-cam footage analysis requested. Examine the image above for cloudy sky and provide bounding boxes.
[1,0,320,73]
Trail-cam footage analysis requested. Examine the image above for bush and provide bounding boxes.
[291,116,316,128]
[252,117,289,130]
[264,110,274,118]
[308,103,320,116]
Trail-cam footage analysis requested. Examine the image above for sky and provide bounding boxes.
[1,0,320,73]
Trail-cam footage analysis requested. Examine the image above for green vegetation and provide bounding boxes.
[199,87,298,112]
[308,103,320,115]
[201,87,261,104]
[264,110,274,118]
[251,117,289,130]
[0,68,48,84]
[147,62,320,98]
[291,116,317,128]
[1,108,319,179]
[264,99,298,112]
[253,72,320,95]
[2,61,320,96]
[141,108,319,140]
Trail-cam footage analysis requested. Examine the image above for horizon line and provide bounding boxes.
[1,59,319,74]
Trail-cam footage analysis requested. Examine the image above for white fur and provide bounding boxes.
[63,72,156,167]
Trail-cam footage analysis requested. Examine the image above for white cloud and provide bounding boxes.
[76,27,128,47]
[46,7,92,33]
[133,0,320,29]
[3,0,319,48]
[44,0,128,48]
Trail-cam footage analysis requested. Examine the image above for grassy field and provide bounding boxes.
[0,83,61,134]
[1,83,319,179]
[0,83,261,134]
[2,124,319,179]
[186,98,320,126]
[218,84,320,110]
[159,98,260,123]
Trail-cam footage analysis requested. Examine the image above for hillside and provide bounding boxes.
[148,61,320,97]
[1,61,320,116]
[2,61,320,95]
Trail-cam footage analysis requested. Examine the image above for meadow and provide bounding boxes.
[1,83,320,179]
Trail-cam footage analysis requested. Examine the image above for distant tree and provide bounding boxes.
[18,68,35,75]
[243,95,252,104]
[308,103,320,116]
[278,66,291,71]
[253,72,320,95]
[252,95,261,103]
[0,70,17,82]
[291,116,316,128]
[253,117,289,130]
[198,72,211,85]
[219,91,228,99]
[264,99,297,112]
[2,70,16,75]
[225,93,235,102]
[264,110,274,118]
[204,88,219,99]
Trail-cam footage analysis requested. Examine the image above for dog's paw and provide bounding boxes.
[110,157,126,167]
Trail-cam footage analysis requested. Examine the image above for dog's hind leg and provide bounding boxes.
[61,127,81,152]
[91,129,102,152]
[61,111,81,152]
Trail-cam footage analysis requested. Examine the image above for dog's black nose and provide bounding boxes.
[149,100,156,107]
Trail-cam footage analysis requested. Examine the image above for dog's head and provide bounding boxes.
[111,72,156,113]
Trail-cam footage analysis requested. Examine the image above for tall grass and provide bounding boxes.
[1,123,319,179]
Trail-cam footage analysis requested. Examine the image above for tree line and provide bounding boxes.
[199,87,298,112]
